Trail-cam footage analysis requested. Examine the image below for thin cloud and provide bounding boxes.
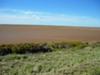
[0,8,99,25]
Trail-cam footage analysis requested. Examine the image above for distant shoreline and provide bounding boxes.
[0,24,100,29]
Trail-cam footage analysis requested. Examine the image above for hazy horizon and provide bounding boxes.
[0,24,100,28]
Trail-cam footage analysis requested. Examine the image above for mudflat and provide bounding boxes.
[0,24,100,44]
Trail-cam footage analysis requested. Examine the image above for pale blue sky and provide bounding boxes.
[0,0,100,27]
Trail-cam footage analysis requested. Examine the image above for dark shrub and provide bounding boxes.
[0,45,12,55]
[11,43,33,54]
[29,43,52,53]
[39,43,52,52]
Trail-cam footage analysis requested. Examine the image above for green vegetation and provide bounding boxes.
[0,41,100,75]
[0,41,88,55]
[0,43,52,55]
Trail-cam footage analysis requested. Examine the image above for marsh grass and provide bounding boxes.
[0,41,90,55]
[0,41,100,75]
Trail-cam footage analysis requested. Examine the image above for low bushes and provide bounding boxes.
[51,41,88,49]
[0,44,12,55]
[0,41,98,55]
[0,43,53,55]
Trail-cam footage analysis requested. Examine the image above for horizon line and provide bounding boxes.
[0,24,100,29]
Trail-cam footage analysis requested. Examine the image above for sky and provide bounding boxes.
[0,0,100,27]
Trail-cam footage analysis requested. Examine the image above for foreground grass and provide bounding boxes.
[0,45,100,75]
